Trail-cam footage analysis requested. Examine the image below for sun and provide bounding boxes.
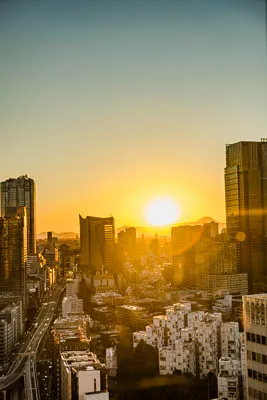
[144,197,181,226]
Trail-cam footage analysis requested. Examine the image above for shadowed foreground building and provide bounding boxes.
[0,207,27,311]
[225,140,267,293]
[79,215,115,274]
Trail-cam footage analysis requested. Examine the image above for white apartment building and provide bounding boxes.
[243,294,267,400]
[133,331,146,348]
[217,357,241,399]
[197,313,222,379]
[221,322,240,360]
[133,302,223,379]
[159,327,196,375]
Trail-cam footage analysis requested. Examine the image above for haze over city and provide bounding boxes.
[1,0,267,232]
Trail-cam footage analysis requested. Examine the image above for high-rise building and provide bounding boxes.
[118,227,136,259]
[1,175,36,254]
[79,215,115,274]
[225,140,267,293]
[243,294,267,399]
[0,207,27,309]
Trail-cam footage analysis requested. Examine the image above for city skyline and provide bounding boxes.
[1,0,266,232]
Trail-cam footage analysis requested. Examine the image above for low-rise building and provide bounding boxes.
[61,350,108,400]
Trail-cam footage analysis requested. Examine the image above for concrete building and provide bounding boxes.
[0,301,23,346]
[62,295,84,318]
[240,332,247,400]
[1,175,36,255]
[243,294,267,399]
[212,294,232,315]
[134,302,223,379]
[221,322,240,360]
[66,276,81,297]
[93,272,116,293]
[60,350,108,400]
[106,347,117,377]
[197,313,222,378]
[217,357,242,399]
[159,328,196,375]
[0,319,12,364]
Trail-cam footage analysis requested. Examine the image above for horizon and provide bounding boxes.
[36,215,226,237]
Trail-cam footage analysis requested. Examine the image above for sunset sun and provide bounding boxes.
[144,197,181,226]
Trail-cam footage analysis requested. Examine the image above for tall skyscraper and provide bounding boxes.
[79,215,115,274]
[0,206,27,307]
[1,175,36,254]
[225,140,267,293]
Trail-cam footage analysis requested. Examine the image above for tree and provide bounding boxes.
[131,340,159,380]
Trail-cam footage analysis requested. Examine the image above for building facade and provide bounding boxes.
[1,175,36,255]
[225,140,267,293]
[79,215,115,274]
[0,207,27,309]
[243,294,267,399]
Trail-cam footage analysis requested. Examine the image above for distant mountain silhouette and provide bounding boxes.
[117,216,225,238]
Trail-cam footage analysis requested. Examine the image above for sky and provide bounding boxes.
[0,0,266,233]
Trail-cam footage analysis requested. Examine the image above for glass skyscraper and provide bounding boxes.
[79,215,115,275]
[225,140,267,293]
[1,175,36,255]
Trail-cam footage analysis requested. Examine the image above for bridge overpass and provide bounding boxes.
[0,283,65,399]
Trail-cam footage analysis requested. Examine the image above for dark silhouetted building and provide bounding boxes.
[79,215,115,274]
[225,140,267,293]
[117,227,136,259]
[1,175,36,255]
[0,206,27,310]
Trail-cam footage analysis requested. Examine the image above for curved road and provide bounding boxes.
[0,282,65,396]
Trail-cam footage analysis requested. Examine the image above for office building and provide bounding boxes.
[1,175,36,255]
[0,207,27,308]
[118,227,136,259]
[79,215,115,274]
[225,140,267,292]
[204,273,248,295]
[243,294,267,399]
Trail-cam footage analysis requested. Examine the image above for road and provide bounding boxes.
[0,282,65,396]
